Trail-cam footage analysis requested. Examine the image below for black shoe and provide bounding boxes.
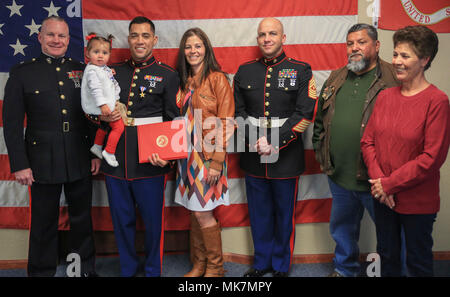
[83,271,100,277]
[272,270,288,277]
[243,267,272,277]
[327,271,344,277]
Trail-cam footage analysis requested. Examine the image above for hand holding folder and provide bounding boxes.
[137,119,188,163]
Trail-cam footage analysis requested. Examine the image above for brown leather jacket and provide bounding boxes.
[312,58,399,180]
[177,71,235,171]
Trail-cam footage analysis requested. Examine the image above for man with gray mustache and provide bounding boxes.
[312,23,398,277]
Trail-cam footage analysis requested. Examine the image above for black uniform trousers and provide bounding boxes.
[28,176,95,277]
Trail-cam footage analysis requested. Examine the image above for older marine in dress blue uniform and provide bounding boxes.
[234,18,317,277]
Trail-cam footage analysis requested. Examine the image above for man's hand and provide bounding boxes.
[99,109,121,122]
[148,153,169,167]
[100,104,112,116]
[91,158,101,175]
[99,102,121,122]
[255,136,275,156]
[14,168,34,186]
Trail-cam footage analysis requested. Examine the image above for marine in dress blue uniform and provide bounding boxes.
[88,55,179,277]
[234,18,317,276]
[84,17,180,277]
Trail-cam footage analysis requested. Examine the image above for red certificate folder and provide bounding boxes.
[137,119,188,163]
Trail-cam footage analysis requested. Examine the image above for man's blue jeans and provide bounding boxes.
[328,178,375,277]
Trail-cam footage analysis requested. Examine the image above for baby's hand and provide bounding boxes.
[100,104,112,116]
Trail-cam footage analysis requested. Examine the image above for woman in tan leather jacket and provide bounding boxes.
[149,27,235,277]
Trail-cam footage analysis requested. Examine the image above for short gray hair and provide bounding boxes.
[347,23,378,41]
[41,16,69,32]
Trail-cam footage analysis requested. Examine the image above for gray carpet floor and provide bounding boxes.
[0,253,449,277]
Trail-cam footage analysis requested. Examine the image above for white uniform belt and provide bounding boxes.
[247,116,288,128]
[125,116,163,126]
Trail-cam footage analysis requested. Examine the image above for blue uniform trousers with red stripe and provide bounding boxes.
[245,175,299,273]
[105,175,165,277]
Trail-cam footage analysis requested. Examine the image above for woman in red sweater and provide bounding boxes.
[361,26,449,277]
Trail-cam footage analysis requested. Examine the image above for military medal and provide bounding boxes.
[67,71,83,88]
[140,86,147,98]
[144,75,163,89]
[279,69,297,89]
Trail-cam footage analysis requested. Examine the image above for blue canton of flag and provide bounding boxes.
[0,0,84,73]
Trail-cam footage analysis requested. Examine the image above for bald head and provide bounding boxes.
[258,17,284,35]
[257,17,286,59]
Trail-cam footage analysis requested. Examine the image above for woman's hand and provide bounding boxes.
[369,178,384,196]
[369,178,395,209]
[379,194,396,209]
[206,168,221,186]
[149,153,169,167]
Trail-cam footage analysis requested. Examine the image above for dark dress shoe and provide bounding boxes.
[243,267,272,277]
[272,270,288,277]
[327,271,344,277]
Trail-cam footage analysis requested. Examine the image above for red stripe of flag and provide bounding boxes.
[295,198,332,223]
[303,150,323,175]
[83,0,357,20]
[0,155,14,180]
[0,207,29,229]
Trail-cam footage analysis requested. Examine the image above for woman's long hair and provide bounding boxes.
[176,28,224,92]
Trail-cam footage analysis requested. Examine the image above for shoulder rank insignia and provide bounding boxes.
[308,77,318,99]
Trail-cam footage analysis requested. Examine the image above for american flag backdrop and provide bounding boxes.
[0,0,357,231]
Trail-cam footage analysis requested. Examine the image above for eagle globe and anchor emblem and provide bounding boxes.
[156,135,169,148]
